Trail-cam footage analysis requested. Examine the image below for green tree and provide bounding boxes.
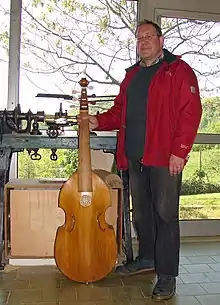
[18,148,68,178]
[192,97,220,152]
[59,149,79,177]
[1,2,220,93]
[19,0,137,91]
[200,96,220,131]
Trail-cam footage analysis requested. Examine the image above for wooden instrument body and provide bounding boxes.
[54,171,117,282]
[54,78,117,283]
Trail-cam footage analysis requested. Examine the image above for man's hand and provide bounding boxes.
[169,154,185,176]
[77,114,99,130]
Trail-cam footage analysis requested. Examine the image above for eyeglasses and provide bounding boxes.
[136,34,159,42]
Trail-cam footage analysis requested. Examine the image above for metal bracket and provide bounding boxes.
[120,169,133,263]
[0,148,12,270]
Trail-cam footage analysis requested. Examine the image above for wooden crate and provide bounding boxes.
[4,177,122,258]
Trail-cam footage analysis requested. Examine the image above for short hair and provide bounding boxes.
[135,19,163,37]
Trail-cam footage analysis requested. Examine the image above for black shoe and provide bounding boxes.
[152,275,176,301]
[115,257,154,276]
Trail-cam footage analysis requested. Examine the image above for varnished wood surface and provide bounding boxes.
[78,110,92,192]
[54,171,118,283]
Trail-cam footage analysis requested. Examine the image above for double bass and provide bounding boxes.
[54,78,118,283]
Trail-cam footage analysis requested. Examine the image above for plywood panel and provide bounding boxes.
[10,189,63,257]
[9,185,119,258]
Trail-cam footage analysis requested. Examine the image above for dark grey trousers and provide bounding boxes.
[129,159,182,277]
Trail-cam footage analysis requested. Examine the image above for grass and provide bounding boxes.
[181,193,220,206]
[180,193,220,220]
[179,148,220,219]
[129,193,220,221]
[129,189,220,221]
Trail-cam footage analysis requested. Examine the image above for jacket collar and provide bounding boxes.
[126,49,179,72]
[140,52,164,67]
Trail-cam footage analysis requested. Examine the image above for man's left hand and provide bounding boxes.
[169,154,185,176]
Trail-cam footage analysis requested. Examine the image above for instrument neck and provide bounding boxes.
[78,109,92,192]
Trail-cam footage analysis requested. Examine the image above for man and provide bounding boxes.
[78,20,202,300]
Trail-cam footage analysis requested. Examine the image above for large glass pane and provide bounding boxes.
[17,0,138,178]
[161,17,220,220]
[20,0,137,112]
[162,18,220,134]
[180,143,220,220]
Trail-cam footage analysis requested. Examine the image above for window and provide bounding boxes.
[18,0,138,178]
[161,17,220,221]
[162,18,220,134]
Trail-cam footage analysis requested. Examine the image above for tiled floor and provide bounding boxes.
[1,240,220,305]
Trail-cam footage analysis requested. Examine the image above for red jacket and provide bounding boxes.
[95,51,202,170]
